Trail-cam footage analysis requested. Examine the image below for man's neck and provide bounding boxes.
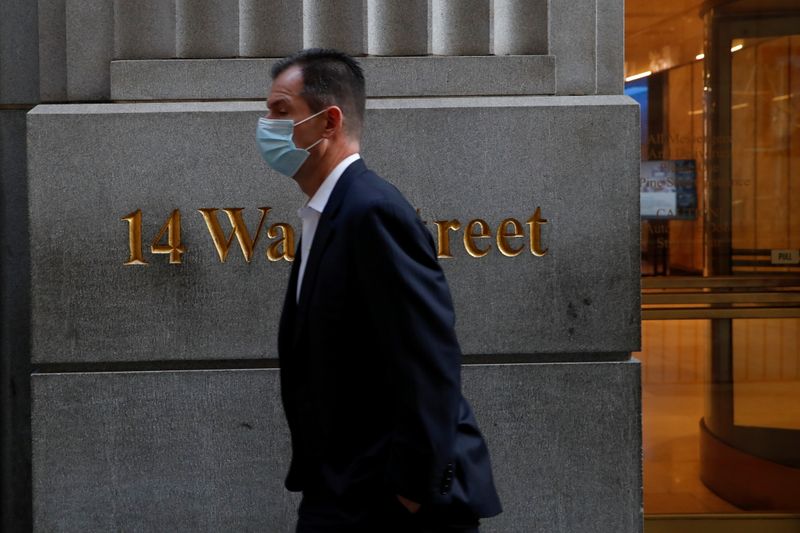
[295,143,359,198]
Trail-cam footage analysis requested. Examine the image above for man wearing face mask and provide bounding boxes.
[256,48,502,533]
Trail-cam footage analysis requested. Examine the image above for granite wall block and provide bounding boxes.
[32,369,299,532]
[27,97,639,363]
[31,361,642,532]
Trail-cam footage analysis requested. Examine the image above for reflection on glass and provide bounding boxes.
[731,35,800,274]
[733,318,800,431]
[629,9,800,518]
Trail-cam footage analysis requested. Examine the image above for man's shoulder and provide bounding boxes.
[343,166,434,257]
[344,166,417,222]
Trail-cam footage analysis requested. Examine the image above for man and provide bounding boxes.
[256,48,502,533]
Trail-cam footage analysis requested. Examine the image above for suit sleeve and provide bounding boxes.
[355,198,462,505]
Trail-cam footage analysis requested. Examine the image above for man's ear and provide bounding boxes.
[324,106,344,137]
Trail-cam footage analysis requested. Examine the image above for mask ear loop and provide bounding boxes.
[295,107,330,151]
[294,106,329,127]
[303,137,325,151]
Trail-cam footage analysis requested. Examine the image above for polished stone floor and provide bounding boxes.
[642,381,739,513]
[635,319,800,514]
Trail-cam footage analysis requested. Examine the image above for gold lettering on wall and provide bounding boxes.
[496,218,525,257]
[464,219,492,258]
[198,207,270,263]
[121,209,149,265]
[527,207,548,257]
[433,220,461,258]
[150,209,185,264]
[266,223,295,262]
[122,208,550,265]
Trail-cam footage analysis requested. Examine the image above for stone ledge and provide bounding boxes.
[31,94,633,115]
[110,56,556,101]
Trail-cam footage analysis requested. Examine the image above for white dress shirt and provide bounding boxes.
[296,153,361,302]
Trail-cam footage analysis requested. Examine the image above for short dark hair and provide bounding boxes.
[271,48,366,140]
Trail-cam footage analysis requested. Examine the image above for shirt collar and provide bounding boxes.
[304,153,361,215]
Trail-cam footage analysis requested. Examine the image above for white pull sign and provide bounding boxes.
[771,249,800,265]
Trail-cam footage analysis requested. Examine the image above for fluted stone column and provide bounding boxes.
[303,0,365,56]
[114,0,176,59]
[65,0,114,100]
[38,0,68,101]
[550,0,597,94]
[596,0,624,94]
[367,0,428,56]
[176,0,239,58]
[431,0,490,55]
[493,0,547,55]
[239,0,302,57]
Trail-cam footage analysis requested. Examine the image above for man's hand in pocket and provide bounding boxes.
[396,494,421,514]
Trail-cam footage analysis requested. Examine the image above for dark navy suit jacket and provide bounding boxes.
[277,157,502,518]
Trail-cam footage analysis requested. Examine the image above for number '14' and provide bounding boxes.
[122,209,185,265]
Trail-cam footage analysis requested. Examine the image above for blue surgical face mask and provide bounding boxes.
[255,107,329,177]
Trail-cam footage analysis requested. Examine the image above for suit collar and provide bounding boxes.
[314,156,366,223]
[305,153,361,214]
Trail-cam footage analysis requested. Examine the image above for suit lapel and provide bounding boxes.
[292,158,366,346]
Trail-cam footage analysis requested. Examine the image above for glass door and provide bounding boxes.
[630,2,800,527]
[700,11,800,513]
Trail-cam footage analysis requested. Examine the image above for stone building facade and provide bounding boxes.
[1,2,640,531]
